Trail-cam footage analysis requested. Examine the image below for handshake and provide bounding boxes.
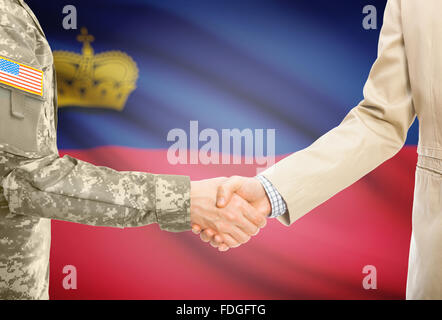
[190,176,272,252]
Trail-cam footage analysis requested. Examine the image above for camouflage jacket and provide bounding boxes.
[0,0,190,300]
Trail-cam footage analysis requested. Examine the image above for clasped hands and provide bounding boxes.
[190,176,271,252]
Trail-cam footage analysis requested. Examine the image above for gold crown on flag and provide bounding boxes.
[53,27,138,110]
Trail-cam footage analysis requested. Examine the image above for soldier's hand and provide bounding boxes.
[190,178,266,251]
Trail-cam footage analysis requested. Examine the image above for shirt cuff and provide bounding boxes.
[256,175,287,218]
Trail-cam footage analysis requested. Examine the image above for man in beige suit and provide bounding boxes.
[192,0,442,299]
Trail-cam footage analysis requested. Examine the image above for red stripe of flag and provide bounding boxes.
[20,65,41,75]
[20,68,42,79]
[0,71,41,90]
[0,71,41,91]
[18,72,42,83]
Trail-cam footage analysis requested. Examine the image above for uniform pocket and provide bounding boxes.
[0,85,44,153]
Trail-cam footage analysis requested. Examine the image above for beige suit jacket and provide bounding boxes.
[263,0,442,300]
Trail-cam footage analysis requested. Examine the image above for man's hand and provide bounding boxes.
[217,176,271,215]
[190,178,267,250]
[192,176,271,251]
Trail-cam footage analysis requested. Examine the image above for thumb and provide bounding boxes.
[216,176,242,208]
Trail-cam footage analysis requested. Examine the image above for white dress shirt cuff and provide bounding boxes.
[256,175,287,218]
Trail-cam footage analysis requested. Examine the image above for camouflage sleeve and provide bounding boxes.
[2,153,191,232]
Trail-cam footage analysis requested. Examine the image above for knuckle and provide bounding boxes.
[261,218,267,227]
[250,216,260,226]
[253,215,265,227]
[204,229,213,237]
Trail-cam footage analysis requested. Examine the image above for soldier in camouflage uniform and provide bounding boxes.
[0,0,266,299]
[0,0,191,299]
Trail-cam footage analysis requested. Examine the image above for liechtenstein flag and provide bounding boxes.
[27,0,417,299]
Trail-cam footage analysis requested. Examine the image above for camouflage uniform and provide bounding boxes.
[0,0,190,299]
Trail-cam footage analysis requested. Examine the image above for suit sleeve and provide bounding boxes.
[262,0,416,226]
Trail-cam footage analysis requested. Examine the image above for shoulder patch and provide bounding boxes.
[0,56,43,96]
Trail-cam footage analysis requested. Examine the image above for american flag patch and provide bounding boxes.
[0,56,43,96]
